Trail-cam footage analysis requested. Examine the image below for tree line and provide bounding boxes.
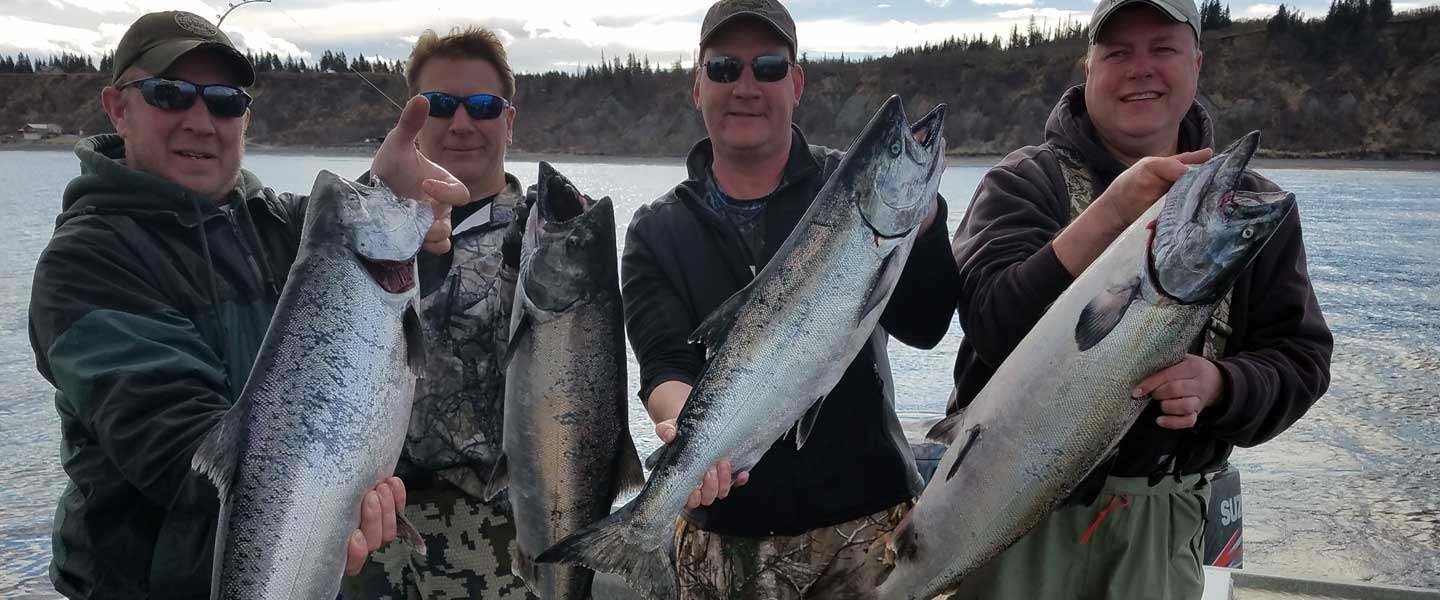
[0,0,1425,78]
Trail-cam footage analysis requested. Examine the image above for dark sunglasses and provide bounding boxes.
[704,54,792,84]
[119,77,252,119]
[421,92,510,120]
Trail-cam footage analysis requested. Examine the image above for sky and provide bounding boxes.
[1,0,1436,73]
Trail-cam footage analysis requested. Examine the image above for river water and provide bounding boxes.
[0,149,1435,597]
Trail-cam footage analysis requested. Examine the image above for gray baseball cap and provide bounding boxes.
[1089,0,1202,43]
[112,11,255,86]
[699,0,797,57]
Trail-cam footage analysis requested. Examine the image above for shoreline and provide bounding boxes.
[5,140,1439,172]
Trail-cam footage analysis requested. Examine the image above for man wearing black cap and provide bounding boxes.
[621,0,960,597]
[945,0,1331,596]
[27,11,471,599]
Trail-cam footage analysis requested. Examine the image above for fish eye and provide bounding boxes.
[889,139,903,157]
[1241,227,1255,240]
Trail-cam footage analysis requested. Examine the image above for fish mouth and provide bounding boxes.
[1150,131,1293,304]
[360,257,417,294]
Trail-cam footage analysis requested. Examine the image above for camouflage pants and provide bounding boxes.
[674,502,911,600]
[340,481,537,600]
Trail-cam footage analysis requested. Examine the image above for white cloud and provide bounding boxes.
[876,3,892,7]
[0,15,117,56]
[1394,0,1440,8]
[1243,3,1279,16]
[975,0,1036,6]
[227,27,311,58]
[925,0,954,6]
[996,7,1088,19]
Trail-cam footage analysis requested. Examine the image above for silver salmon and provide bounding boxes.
[537,96,947,600]
[491,162,644,599]
[872,132,1294,600]
[193,171,430,599]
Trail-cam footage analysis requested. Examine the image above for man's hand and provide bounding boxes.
[1133,354,1225,430]
[501,201,532,271]
[1054,148,1213,276]
[1092,149,1213,233]
[344,476,407,576]
[655,419,750,509]
[370,95,471,255]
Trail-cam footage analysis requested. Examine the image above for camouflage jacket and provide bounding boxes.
[397,173,525,502]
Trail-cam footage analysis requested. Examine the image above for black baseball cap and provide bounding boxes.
[699,0,798,57]
[112,11,255,86]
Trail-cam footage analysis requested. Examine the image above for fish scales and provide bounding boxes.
[501,162,641,600]
[198,171,431,600]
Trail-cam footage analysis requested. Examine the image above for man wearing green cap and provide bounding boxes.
[622,1,960,598]
[27,11,472,599]
[944,0,1332,597]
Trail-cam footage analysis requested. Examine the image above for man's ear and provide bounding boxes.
[692,67,703,111]
[791,63,805,106]
[505,105,517,145]
[100,86,128,137]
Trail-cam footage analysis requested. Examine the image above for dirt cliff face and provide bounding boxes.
[3,15,1436,157]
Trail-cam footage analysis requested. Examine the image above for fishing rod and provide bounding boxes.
[346,64,406,112]
[217,0,271,28]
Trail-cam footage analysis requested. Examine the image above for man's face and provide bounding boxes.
[103,52,248,203]
[1085,5,1202,153]
[413,57,514,191]
[693,23,804,158]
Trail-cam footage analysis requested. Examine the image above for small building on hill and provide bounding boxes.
[20,124,63,140]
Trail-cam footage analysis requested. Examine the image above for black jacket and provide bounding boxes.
[622,126,960,536]
[950,86,1334,479]
[29,135,304,599]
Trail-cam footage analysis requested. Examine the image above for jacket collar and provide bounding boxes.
[1043,84,1215,182]
[682,124,822,198]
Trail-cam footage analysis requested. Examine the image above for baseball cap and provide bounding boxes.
[112,11,256,87]
[699,0,798,57]
[1089,0,1202,44]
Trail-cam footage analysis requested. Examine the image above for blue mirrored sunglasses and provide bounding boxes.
[421,92,510,120]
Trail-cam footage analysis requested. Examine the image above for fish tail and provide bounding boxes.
[534,506,676,600]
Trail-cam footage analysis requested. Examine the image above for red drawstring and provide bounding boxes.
[1079,494,1131,545]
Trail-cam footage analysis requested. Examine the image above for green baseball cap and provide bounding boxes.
[112,11,255,87]
[1089,0,1202,43]
[700,0,798,57]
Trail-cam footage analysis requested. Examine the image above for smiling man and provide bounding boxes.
[341,27,538,600]
[27,11,470,599]
[620,1,960,597]
[944,0,1333,597]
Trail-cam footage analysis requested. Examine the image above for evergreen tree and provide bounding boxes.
[1371,0,1392,24]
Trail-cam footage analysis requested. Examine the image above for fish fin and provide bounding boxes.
[860,247,901,323]
[643,445,666,471]
[614,427,647,499]
[512,545,538,589]
[687,286,750,349]
[536,504,676,600]
[1059,451,1118,508]
[925,410,966,445]
[503,311,533,370]
[396,512,427,554]
[1076,276,1142,351]
[191,404,246,498]
[943,425,985,482]
[483,454,509,502]
[403,305,426,377]
[794,395,828,450]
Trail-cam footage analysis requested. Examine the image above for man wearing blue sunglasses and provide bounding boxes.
[621,0,961,598]
[342,27,538,600]
[28,11,472,599]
